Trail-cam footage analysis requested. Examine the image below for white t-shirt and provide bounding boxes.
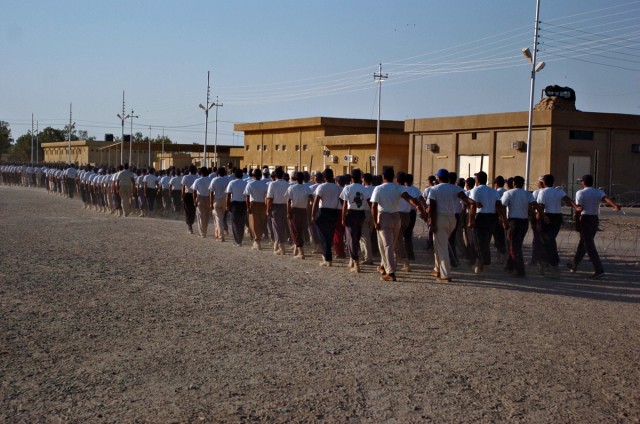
[209,175,231,200]
[169,176,182,191]
[244,178,268,202]
[266,179,290,204]
[225,178,248,202]
[399,185,421,213]
[340,183,368,211]
[143,174,158,189]
[181,174,198,193]
[314,182,342,209]
[192,176,212,196]
[427,183,464,214]
[576,187,606,216]
[536,187,567,214]
[501,188,535,219]
[371,182,407,213]
[469,185,500,214]
[286,184,313,209]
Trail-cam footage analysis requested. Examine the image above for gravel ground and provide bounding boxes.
[1,185,639,423]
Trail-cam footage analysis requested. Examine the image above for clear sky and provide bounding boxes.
[2,0,639,146]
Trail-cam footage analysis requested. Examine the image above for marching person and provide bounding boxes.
[535,174,581,275]
[265,167,290,255]
[428,169,475,282]
[311,168,343,267]
[468,171,503,274]
[225,168,249,246]
[340,168,367,272]
[181,165,198,234]
[371,167,427,282]
[192,167,212,238]
[567,174,620,279]
[499,176,541,277]
[286,171,313,259]
[244,168,268,250]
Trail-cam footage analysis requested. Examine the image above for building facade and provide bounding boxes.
[406,109,640,198]
[41,140,241,170]
[234,117,409,175]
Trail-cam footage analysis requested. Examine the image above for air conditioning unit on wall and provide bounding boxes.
[511,141,526,151]
[328,155,338,163]
[343,155,358,163]
[425,144,438,152]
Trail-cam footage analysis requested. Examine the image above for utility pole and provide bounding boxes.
[373,64,388,175]
[148,125,152,167]
[524,0,542,191]
[117,91,129,166]
[199,71,215,168]
[161,128,165,170]
[212,96,223,168]
[31,114,34,163]
[128,109,139,165]
[35,120,39,163]
[68,103,75,164]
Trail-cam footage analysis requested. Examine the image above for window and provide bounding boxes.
[303,144,308,151]
[257,145,261,151]
[295,145,300,151]
[245,145,250,151]
[282,145,287,151]
[471,132,477,140]
[263,145,268,151]
[275,144,280,151]
[570,130,594,140]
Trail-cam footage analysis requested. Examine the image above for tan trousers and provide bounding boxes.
[434,213,457,278]
[213,198,227,238]
[359,210,374,262]
[249,202,266,241]
[376,212,401,274]
[119,187,133,216]
[196,196,211,237]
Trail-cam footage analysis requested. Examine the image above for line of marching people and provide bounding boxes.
[1,161,621,282]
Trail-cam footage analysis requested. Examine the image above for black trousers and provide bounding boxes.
[316,208,339,262]
[540,213,563,266]
[573,215,603,274]
[404,209,417,260]
[345,210,365,261]
[183,193,196,226]
[230,201,247,245]
[506,218,529,276]
[473,213,498,266]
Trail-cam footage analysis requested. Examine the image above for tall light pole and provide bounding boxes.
[31,114,34,163]
[68,103,75,164]
[199,71,215,168]
[374,63,388,175]
[523,0,544,190]
[212,96,223,168]
[128,109,139,165]
[35,120,39,163]
[117,91,129,166]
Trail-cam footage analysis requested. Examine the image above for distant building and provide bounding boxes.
[234,117,409,175]
[406,90,640,198]
[41,140,241,170]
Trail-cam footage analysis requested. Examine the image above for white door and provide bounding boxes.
[568,156,591,198]
[458,155,489,180]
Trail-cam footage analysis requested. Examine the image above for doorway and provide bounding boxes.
[568,156,591,198]
[458,154,489,180]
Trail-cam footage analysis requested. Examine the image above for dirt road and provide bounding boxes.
[1,186,639,422]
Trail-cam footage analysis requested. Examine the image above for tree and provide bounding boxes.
[11,133,32,162]
[38,127,66,144]
[0,121,11,157]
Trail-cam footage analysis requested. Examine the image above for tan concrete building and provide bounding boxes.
[406,107,640,198]
[42,140,242,170]
[234,117,408,175]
